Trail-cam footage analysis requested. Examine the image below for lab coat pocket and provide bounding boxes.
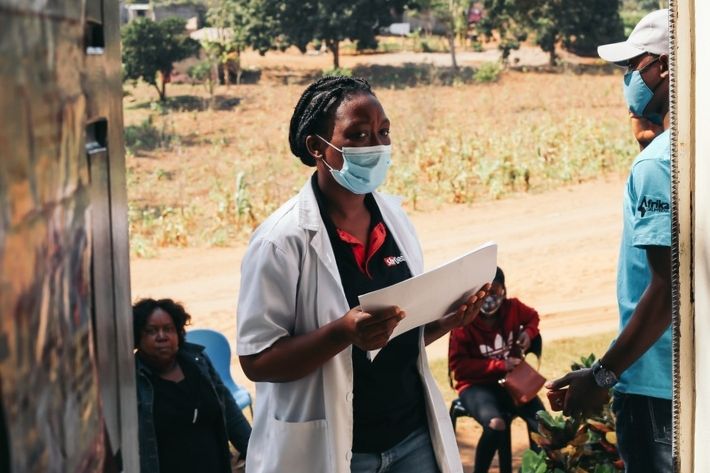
[263,417,330,473]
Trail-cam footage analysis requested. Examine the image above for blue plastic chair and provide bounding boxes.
[186,329,253,414]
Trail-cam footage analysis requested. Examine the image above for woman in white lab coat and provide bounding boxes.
[237,76,487,473]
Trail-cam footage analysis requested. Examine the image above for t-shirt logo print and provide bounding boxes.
[479,333,514,360]
[637,195,670,217]
[383,255,406,267]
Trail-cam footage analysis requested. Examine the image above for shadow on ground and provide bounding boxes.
[128,95,241,112]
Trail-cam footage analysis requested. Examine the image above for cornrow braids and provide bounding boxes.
[289,76,373,166]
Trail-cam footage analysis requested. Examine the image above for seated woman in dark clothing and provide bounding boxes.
[448,267,546,473]
[133,298,251,473]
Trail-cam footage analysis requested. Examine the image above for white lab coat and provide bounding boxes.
[237,179,463,473]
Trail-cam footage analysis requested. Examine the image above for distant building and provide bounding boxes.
[123,2,152,23]
[120,1,205,30]
[402,10,448,35]
[190,27,234,43]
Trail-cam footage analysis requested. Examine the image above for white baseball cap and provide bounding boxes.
[598,9,669,64]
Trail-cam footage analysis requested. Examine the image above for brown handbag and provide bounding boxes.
[499,358,547,406]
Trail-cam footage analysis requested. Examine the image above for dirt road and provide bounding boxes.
[131,175,624,385]
[131,176,626,471]
[240,44,593,71]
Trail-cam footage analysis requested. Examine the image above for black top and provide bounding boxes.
[151,359,230,473]
[311,174,427,453]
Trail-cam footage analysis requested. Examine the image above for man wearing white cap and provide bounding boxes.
[548,9,671,473]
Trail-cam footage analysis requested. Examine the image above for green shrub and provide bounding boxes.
[124,116,178,152]
[125,118,162,151]
[322,67,353,78]
[188,61,212,83]
[474,61,502,83]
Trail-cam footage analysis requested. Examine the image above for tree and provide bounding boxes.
[425,0,470,69]
[528,0,624,65]
[122,17,200,101]
[476,0,529,64]
[558,0,625,58]
[261,0,413,69]
[205,0,273,85]
[475,0,624,66]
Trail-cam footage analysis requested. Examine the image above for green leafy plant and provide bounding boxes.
[322,67,353,78]
[474,62,502,83]
[188,61,216,98]
[522,450,560,473]
[521,354,623,473]
[571,353,597,371]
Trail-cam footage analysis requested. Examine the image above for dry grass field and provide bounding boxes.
[123,67,636,255]
[125,59,632,471]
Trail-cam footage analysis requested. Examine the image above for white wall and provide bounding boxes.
[694,0,710,469]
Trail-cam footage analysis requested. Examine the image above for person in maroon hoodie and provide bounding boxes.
[448,267,544,473]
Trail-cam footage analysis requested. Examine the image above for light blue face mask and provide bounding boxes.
[316,135,392,195]
[623,57,660,119]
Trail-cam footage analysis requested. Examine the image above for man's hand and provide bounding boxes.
[630,113,663,150]
[546,369,610,418]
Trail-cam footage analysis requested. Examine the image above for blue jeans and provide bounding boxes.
[612,392,672,473]
[350,427,440,473]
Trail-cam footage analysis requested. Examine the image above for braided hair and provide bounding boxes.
[289,76,374,166]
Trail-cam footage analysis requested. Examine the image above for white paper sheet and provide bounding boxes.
[359,241,497,360]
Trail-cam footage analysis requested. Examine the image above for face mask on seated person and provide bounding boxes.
[480,293,505,316]
[316,134,392,195]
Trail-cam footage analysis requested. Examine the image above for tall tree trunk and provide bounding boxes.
[235,48,242,85]
[548,42,557,67]
[153,82,163,101]
[157,70,168,101]
[327,39,340,69]
[208,62,216,109]
[447,31,458,70]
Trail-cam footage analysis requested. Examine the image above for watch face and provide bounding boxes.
[594,366,617,388]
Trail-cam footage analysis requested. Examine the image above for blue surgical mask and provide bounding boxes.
[623,57,660,117]
[316,135,392,194]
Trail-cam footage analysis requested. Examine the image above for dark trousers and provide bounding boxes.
[612,392,672,473]
[460,384,544,473]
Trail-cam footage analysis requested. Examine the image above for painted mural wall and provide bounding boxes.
[0,1,137,471]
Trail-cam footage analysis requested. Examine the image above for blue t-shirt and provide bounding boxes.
[615,129,671,399]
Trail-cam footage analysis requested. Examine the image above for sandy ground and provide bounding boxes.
[131,175,623,364]
[130,175,625,471]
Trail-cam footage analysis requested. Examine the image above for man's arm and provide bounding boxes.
[600,245,671,375]
[547,246,671,416]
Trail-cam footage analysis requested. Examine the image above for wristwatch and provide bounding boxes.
[591,360,618,388]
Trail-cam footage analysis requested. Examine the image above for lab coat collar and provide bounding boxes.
[296,179,322,232]
[295,178,422,277]
[295,178,404,234]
